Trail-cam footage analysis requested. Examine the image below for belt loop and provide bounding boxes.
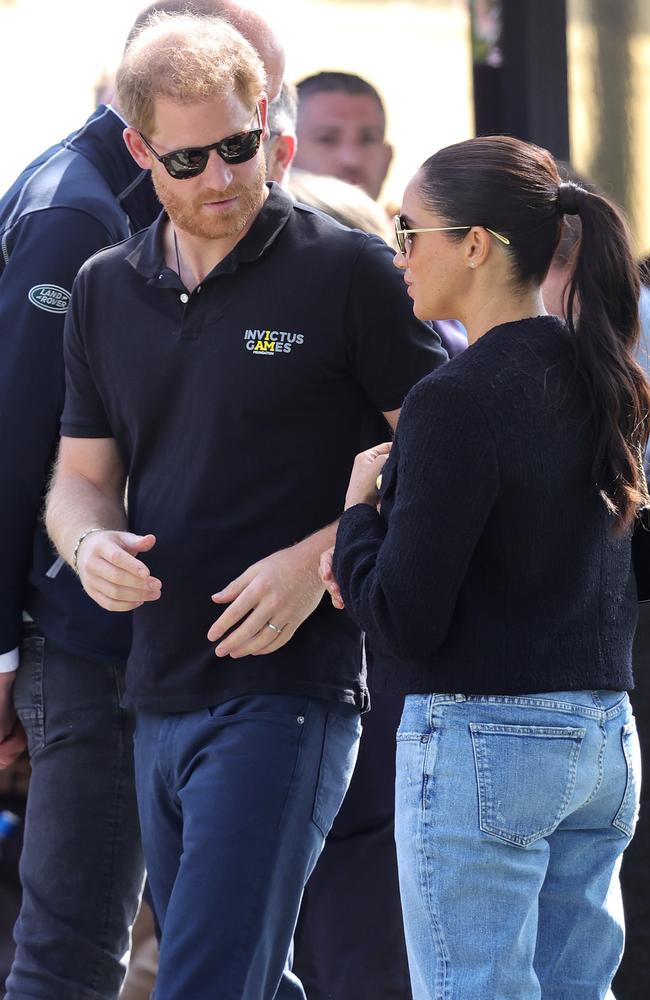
[454,694,466,702]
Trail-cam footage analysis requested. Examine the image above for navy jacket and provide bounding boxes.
[0,105,160,663]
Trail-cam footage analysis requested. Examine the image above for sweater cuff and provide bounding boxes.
[0,648,19,673]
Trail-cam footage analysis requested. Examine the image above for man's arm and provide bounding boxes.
[46,437,162,611]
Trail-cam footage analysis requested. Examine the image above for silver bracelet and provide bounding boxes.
[72,527,107,574]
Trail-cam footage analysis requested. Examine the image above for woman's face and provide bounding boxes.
[394,173,468,323]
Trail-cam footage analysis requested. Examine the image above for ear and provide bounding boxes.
[266,133,296,187]
[123,127,153,171]
[465,227,493,270]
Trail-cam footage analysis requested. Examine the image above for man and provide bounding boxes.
[46,14,446,998]
[294,71,393,200]
[0,4,284,998]
[265,82,298,187]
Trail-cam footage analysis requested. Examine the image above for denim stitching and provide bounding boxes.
[443,693,628,721]
[420,728,451,999]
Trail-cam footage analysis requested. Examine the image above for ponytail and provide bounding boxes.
[562,183,650,531]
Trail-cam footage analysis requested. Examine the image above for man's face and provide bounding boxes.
[146,91,268,241]
[294,91,393,201]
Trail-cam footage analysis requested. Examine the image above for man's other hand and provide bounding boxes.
[208,543,326,658]
[76,531,162,612]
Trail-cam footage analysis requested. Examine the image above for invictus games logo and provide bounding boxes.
[244,329,304,356]
[28,284,71,314]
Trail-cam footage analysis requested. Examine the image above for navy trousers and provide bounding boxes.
[134,694,360,1000]
[7,628,144,1000]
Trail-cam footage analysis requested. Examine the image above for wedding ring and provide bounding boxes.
[266,622,284,634]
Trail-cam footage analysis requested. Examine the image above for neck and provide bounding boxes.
[461,285,547,345]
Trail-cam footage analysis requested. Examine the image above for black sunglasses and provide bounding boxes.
[139,106,263,179]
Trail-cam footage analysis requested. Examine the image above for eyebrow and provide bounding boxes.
[400,214,416,228]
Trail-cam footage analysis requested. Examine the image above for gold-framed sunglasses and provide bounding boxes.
[394,215,511,256]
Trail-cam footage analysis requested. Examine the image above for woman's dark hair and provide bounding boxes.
[417,135,650,531]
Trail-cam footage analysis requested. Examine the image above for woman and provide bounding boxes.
[323,135,649,999]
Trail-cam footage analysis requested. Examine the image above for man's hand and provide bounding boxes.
[319,546,345,610]
[208,541,327,659]
[76,530,162,612]
[0,672,26,768]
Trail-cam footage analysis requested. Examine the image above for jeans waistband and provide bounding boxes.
[417,691,629,722]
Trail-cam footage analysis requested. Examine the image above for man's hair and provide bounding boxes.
[296,71,386,121]
[126,1,235,49]
[116,12,265,136]
[267,82,297,136]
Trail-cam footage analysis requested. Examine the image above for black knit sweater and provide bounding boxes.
[333,316,637,695]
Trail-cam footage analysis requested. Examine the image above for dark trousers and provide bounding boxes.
[613,602,650,999]
[294,692,412,1000]
[7,628,144,1000]
[134,694,361,1000]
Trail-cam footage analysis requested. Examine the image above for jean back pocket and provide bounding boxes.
[470,722,586,848]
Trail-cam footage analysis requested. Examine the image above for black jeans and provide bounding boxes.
[6,628,144,1000]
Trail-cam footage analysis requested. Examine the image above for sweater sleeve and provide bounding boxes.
[333,376,499,658]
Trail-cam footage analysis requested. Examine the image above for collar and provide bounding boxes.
[66,105,161,232]
[128,182,294,284]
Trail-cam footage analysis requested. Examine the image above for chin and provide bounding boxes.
[411,300,431,322]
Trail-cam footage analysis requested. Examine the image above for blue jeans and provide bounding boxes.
[395,691,640,1000]
[7,628,144,1000]
[134,694,361,1000]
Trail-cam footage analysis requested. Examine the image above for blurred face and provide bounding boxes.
[145,91,268,241]
[393,175,469,322]
[294,91,392,200]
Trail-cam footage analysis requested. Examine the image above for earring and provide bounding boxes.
[469,262,477,269]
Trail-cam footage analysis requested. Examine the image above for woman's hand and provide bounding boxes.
[344,442,392,510]
[319,546,344,610]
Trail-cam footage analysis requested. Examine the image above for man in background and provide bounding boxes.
[294,71,393,200]
[0,3,283,998]
[265,82,298,188]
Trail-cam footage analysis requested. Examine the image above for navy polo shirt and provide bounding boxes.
[61,183,446,713]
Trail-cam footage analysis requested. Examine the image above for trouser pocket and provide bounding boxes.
[312,712,361,838]
[470,722,586,847]
[12,630,46,756]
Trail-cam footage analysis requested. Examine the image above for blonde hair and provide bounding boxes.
[116,12,266,136]
[289,170,394,245]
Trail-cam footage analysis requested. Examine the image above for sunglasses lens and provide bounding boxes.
[219,129,262,164]
[165,148,209,179]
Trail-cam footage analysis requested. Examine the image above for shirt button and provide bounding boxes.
[180,292,189,304]
[197,285,202,294]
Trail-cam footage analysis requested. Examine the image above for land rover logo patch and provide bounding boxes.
[28,284,71,314]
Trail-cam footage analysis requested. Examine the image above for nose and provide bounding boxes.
[202,148,234,189]
[336,140,366,170]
